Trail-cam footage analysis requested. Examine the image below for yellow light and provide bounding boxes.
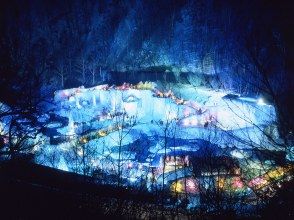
[218,177,225,189]
[171,181,184,193]
[80,137,88,144]
[267,167,285,179]
[98,130,107,137]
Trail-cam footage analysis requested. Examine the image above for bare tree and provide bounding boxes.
[55,62,66,88]
[76,57,87,84]
[88,62,97,86]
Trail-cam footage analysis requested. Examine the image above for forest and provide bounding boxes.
[0,0,293,219]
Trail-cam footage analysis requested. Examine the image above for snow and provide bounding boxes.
[46,122,62,128]
[29,83,280,192]
[230,149,249,159]
[286,146,294,162]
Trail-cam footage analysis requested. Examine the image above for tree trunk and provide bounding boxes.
[92,69,95,85]
[82,59,85,83]
[61,74,64,88]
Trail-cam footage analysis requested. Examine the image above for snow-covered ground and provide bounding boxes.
[33,83,278,189]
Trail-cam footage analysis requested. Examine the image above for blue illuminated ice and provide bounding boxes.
[34,83,279,187]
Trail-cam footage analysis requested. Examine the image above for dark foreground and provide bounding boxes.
[0,159,293,219]
[0,160,156,219]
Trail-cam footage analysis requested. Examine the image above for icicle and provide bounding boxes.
[92,94,96,106]
[76,94,81,109]
[67,113,75,136]
[111,96,116,112]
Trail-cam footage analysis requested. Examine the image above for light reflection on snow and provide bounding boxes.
[26,83,281,203]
